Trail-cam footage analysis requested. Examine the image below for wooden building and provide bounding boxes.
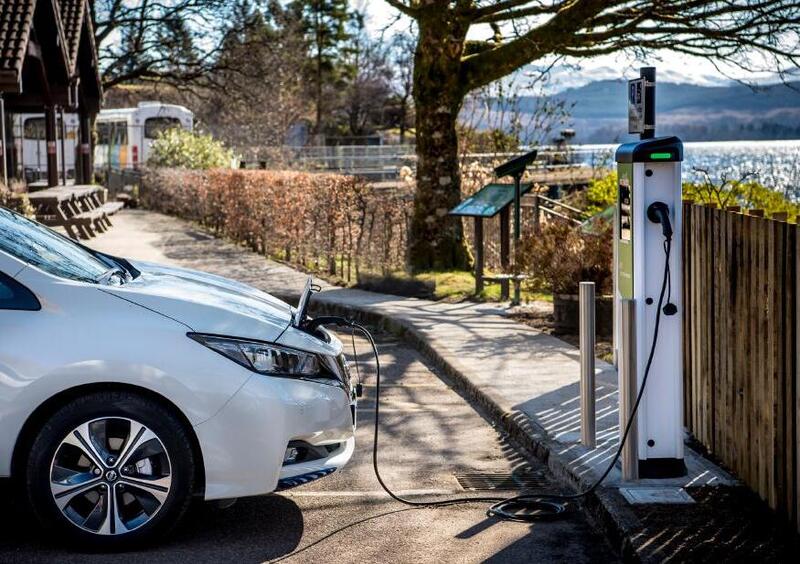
[0,0,102,186]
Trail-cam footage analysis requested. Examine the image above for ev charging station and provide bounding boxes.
[614,67,687,478]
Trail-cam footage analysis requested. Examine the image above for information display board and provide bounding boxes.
[449,183,533,218]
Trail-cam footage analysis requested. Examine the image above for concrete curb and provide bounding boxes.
[274,289,650,563]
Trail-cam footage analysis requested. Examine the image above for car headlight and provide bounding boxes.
[189,333,332,379]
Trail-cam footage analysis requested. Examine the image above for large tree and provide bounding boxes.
[384,0,800,271]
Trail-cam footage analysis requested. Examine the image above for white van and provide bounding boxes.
[12,103,193,178]
[94,102,194,170]
[13,113,80,181]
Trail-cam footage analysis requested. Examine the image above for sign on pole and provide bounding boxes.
[628,78,645,134]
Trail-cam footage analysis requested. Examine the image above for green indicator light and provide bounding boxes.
[650,152,672,160]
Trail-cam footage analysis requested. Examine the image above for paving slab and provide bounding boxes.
[89,210,740,561]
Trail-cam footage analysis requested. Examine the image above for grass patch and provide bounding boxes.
[407,270,552,302]
[284,253,551,303]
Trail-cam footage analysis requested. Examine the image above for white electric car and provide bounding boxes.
[0,206,356,548]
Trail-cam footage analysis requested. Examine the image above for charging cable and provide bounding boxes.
[314,219,674,522]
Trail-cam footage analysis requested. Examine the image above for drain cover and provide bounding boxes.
[454,471,550,491]
[619,487,695,505]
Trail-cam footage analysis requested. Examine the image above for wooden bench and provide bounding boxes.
[28,185,112,240]
[69,209,108,238]
[101,201,125,216]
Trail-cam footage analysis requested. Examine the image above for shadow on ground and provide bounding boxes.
[627,486,800,561]
[0,482,303,563]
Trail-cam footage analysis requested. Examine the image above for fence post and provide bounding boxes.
[620,298,639,480]
[580,282,596,448]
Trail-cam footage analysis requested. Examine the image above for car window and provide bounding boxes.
[0,207,110,283]
[0,271,40,310]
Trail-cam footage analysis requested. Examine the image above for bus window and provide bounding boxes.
[96,122,111,145]
[111,121,128,145]
[144,117,181,139]
[24,117,64,139]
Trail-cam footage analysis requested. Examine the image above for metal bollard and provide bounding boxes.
[579,282,596,448]
[620,299,639,480]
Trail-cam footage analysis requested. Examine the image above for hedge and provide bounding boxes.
[141,168,413,281]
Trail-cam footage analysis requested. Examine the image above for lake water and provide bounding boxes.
[570,139,800,198]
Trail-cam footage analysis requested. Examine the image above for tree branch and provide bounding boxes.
[461,0,625,90]
[383,0,418,17]
[475,1,567,24]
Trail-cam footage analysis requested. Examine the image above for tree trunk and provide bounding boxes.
[408,15,470,272]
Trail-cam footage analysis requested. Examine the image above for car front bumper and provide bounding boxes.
[276,436,356,490]
[193,371,355,500]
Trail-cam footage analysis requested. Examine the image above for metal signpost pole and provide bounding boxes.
[579,282,596,448]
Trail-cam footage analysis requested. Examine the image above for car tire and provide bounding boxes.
[25,391,195,549]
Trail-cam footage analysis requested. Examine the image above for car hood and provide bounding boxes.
[101,262,293,343]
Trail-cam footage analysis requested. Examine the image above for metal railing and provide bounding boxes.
[239,144,612,181]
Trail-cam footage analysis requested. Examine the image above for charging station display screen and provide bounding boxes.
[617,164,634,300]
[619,184,632,241]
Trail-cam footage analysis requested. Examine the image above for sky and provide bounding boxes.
[364,2,785,92]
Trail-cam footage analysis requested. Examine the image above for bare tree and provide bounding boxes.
[338,15,394,136]
[383,0,800,271]
[197,3,310,154]
[388,32,416,143]
[92,1,241,91]
[459,72,572,156]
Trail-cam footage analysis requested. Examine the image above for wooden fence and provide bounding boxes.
[682,202,798,530]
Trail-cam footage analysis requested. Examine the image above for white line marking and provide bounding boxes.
[279,489,459,498]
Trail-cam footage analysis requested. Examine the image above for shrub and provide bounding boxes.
[148,129,235,170]
[0,180,35,218]
[585,170,800,220]
[141,168,412,281]
[519,218,613,295]
[458,126,520,153]
[683,179,800,220]
[585,171,617,215]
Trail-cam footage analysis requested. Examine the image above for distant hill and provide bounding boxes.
[515,80,800,143]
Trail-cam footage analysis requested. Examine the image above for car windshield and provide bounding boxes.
[0,207,113,283]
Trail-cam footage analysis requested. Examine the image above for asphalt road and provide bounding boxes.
[0,331,618,564]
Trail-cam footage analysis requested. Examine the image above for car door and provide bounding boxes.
[0,254,42,476]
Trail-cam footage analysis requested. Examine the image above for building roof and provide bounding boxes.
[0,0,36,89]
[0,0,101,108]
[58,0,84,73]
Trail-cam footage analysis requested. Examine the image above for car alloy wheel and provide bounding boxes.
[49,417,172,536]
